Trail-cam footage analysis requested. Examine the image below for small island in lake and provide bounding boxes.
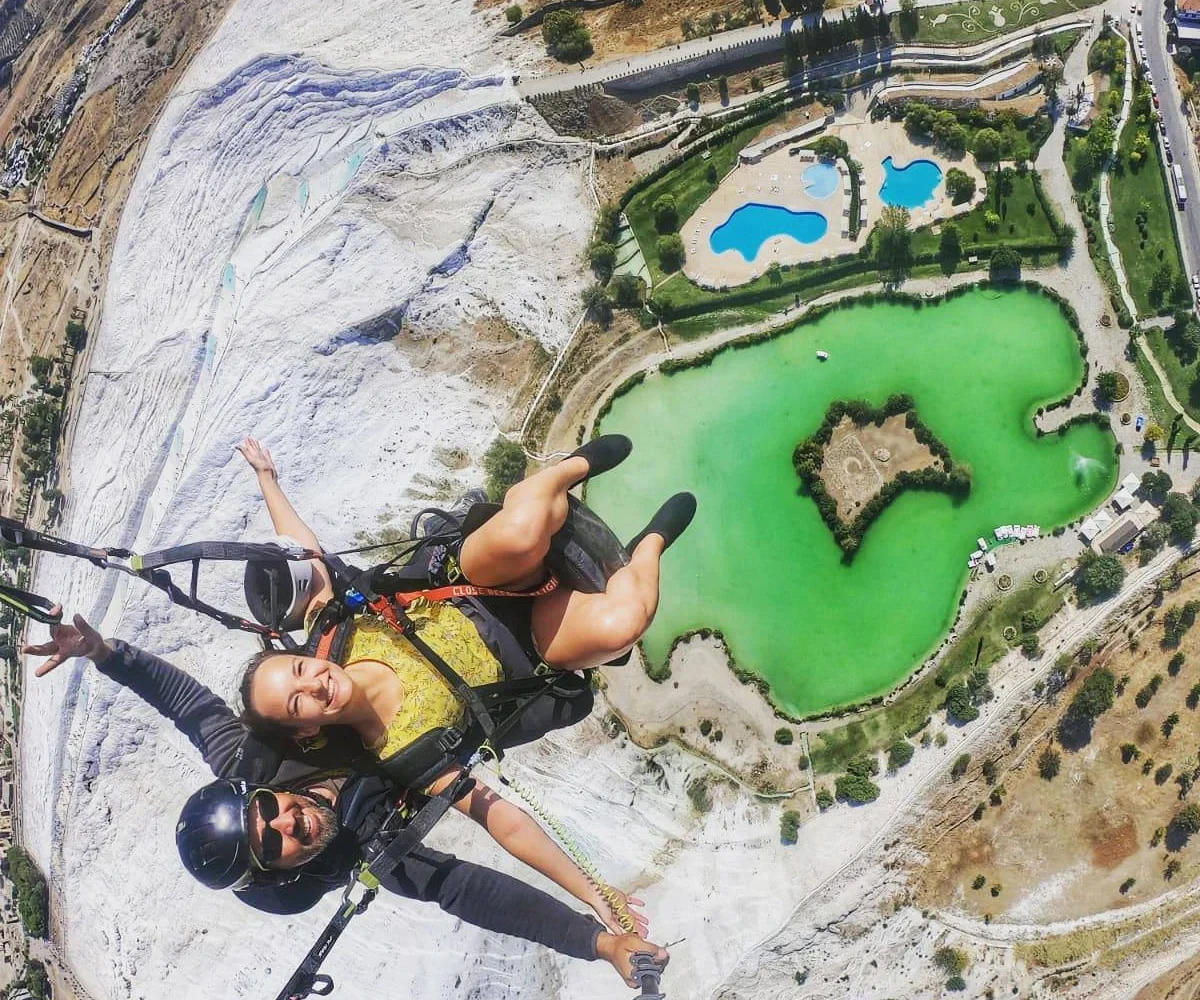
[793,394,971,560]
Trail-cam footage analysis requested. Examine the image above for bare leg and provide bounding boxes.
[530,536,665,670]
[459,457,588,589]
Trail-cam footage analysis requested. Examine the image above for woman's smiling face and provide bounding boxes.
[248,654,355,735]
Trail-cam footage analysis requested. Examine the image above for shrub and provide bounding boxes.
[482,437,526,501]
[835,773,880,803]
[972,874,987,889]
[1135,674,1164,709]
[951,753,971,779]
[1038,747,1061,780]
[1173,803,1200,839]
[989,245,1022,279]
[1066,668,1116,721]
[945,683,979,724]
[946,976,967,991]
[1170,652,1186,676]
[1156,762,1175,785]
[887,739,915,771]
[611,273,643,309]
[505,4,522,23]
[582,284,613,325]
[686,82,700,104]
[774,727,794,745]
[542,10,593,61]
[846,754,880,778]
[653,194,678,233]
[1163,712,1181,738]
[815,787,834,810]
[780,809,801,841]
[934,947,967,975]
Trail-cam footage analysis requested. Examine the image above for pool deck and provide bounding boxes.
[680,118,986,289]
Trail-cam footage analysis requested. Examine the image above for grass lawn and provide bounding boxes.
[1110,87,1190,317]
[810,580,1065,775]
[1142,326,1200,422]
[911,168,1059,257]
[1134,339,1177,427]
[625,118,768,286]
[905,0,1104,46]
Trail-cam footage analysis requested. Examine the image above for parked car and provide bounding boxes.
[1154,94,1161,108]
[1190,273,1199,291]
[1160,119,1168,134]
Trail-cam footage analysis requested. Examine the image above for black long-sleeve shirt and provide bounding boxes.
[94,640,604,961]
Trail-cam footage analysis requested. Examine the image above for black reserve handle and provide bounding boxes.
[629,952,666,1000]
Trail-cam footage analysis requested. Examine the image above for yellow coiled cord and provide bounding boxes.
[479,744,636,934]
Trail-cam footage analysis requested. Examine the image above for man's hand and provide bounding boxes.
[589,886,650,937]
[23,608,110,677]
[235,437,278,480]
[595,932,669,988]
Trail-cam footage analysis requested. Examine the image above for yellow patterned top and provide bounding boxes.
[329,602,503,760]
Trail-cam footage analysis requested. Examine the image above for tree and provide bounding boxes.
[611,273,642,309]
[780,809,801,841]
[815,787,834,810]
[1163,493,1200,545]
[505,4,523,23]
[1075,551,1125,603]
[973,127,1004,164]
[581,284,613,325]
[944,168,976,204]
[653,194,678,233]
[875,205,913,282]
[1163,712,1181,738]
[483,437,526,501]
[813,135,849,160]
[657,234,686,272]
[1038,747,1061,780]
[686,82,700,105]
[774,727,795,745]
[945,682,979,723]
[1143,470,1174,503]
[1172,803,1200,844]
[887,739,915,770]
[951,753,971,778]
[542,10,593,61]
[1151,261,1176,307]
[717,76,729,103]
[1097,371,1123,403]
[984,210,1001,231]
[835,773,880,803]
[7,847,47,939]
[946,976,967,991]
[990,246,1021,280]
[588,241,617,281]
[939,221,962,270]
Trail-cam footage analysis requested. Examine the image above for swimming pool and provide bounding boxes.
[880,156,943,209]
[710,203,828,261]
[802,160,840,200]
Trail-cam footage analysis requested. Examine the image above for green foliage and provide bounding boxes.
[1096,371,1123,402]
[1162,493,1200,546]
[945,168,976,204]
[845,754,880,778]
[946,976,967,992]
[815,787,834,810]
[1075,551,1125,603]
[990,245,1022,280]
[813,135,850,160]
[972,874,987,889]
[1189,684,1200,710]
[657,234,686,272]
[1157,762,1175,784]
[972,127,1003,163]
[1163,712,1181,738]
[611,273,643,309]
[1135,673,1164,709]
[934,947,968,975]
[482,437,526,501]
[1170,652,1186,676]
[588,241,617,282]
[1066,668,1116,721]
[505,4,522,23]
[780,809,801,841]
[939,221,962,270]
[8,846,48,938]
[687,778,713,813]
[1172,803,1200,839]
[653,194,678,234]
[1162,600,1200,646]
[945,682,979,723]
[542,10,593,61]
[65,319,87,351]
[887,738,915,771]
[951,752,971,778]
[686,82,700,105]
[835,772,880,803]
[774,727,795,745]
[1038,747,1061,780]
[875,205,913,281]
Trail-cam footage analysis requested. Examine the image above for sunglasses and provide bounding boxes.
[251,790,284,867]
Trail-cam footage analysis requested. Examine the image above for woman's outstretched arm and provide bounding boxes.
[236,436,334,609]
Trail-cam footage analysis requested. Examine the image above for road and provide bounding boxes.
[1143,0,1200,276]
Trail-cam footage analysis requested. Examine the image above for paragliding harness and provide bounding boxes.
[0,496,654,1000]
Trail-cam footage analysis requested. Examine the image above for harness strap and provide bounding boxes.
[390,574,559,608]
[273,771,475,1000]
[367,597,498,743]
[134,540,320,572]
[0,583,62,625]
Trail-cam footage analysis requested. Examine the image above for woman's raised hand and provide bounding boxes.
[23,608,110,677]
[592,886,650,937]
[235,437,277,480]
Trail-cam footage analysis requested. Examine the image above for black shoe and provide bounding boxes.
[568,434,632,486]
[626,492,697,553]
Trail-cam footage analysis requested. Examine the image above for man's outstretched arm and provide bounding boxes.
[25,612,279,783]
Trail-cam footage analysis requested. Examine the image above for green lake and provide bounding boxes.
[588,288,1117,716]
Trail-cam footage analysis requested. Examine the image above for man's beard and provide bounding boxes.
[291,798,340,867]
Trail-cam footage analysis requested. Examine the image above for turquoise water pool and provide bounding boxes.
[802,161,840,200]
[880,156,943,209]
[710,203,828,261]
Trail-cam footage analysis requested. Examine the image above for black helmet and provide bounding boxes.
[176,779,263,890]
[244,536,313,632]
